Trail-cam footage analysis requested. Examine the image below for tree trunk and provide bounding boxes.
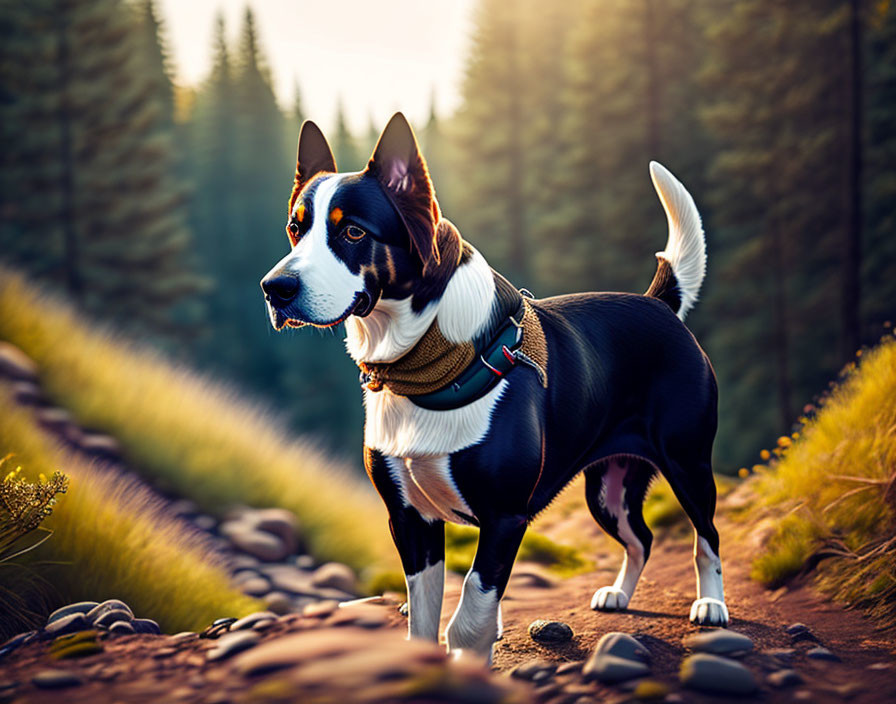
[643,0,661,160]
[769,213,793,430]
[54,1,81,299]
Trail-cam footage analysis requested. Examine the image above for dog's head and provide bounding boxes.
[261,113,461,331]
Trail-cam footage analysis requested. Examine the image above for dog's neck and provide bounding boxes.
[345,245,516,364]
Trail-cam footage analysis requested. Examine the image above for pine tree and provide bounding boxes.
[332,99,361,172]
[864,1,896,335]
[701,0,853,468]
[0,0,200,337]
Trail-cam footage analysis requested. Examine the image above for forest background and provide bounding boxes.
[2,0,894,474]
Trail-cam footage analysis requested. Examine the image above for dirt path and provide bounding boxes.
[395,482,896,702]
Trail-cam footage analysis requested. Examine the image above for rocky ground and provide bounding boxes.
[2,340,896,702]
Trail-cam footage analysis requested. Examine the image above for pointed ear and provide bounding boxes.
[288,120,336,212]
[366,112,441,268]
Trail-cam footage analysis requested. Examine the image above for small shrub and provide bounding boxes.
[0,456,68,564]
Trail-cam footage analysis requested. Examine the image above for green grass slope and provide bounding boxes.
[749,336,896,626]
[0,388,260,637]
[0,268,394,575]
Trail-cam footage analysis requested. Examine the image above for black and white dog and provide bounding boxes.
[261,114,726,660]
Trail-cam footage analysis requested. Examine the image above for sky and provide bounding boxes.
[157,0,476,135]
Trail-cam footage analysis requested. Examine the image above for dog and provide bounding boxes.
[261,113,727,660]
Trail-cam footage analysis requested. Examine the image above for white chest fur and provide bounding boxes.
[384,454,475,524]
[363,381,505,457]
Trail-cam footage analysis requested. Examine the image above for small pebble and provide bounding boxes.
[768,669,804,688]
[230,611,278,631]
[45,613,89,637]
[807,646,840,662]
[528,619,573,644]
[510,658,556,681]
[206,631,260,662]
[583,654,650,684]
[684,628,753,655]
[132,618,161,635]
[47,602,99,625]
[785,623,809,635]
[109,620,135,635]
[680,653,757,695]
[591,632,651,663]
[32,669,83,689]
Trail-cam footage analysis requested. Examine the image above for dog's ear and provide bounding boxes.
[288,120,337,213]
[366,112,441,269]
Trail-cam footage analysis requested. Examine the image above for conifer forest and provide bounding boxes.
[2,0,894,474]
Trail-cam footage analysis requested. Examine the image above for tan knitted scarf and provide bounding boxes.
[359,299,548,396]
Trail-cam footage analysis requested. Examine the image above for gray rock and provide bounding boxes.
[768,669,804,688]
[263,591,295,615]
[265,565,314,595]
[2,630,37,649]
[240,577,273,597]
[45,613,89,637]
[109,620,135,635]
[193,515,217,532]
[47,602,99,626]
[253,508,300,554]
[766,648,796,665]
[94,609,133,628]
[230,611,278,631]
[680,653,758,695]
[226,525,289,562]
[583,654,650,684]
[785,623,809,635]
[0,342,38,381]
[791,629,819,644]
[79,433,122,459]
[32,669,83,689]
[591,632,650,663]
[11,381,44,407]
[86,600,133,624]
[132,618,161,635]
[807,646,840,661]
[295,554,315,570]
[510,658,557,681]
[310,562,357,594]
[684,628,753,655]
[169,632,198,643]
[528,619,573,644]
[206,630,261,662]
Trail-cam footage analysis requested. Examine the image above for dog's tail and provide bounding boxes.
[644,161,706,321]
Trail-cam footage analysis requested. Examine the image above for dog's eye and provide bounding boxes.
[343,225,366,242]
[286,221,300,246]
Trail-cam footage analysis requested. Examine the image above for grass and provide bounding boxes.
[749,336,896,625]
[0,267,394,576]
[0,388,260,637]
[444,524,592,578]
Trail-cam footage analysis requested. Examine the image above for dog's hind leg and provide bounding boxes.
[664,458,728,626]
[445,513,527,662]
[585,456,654,612]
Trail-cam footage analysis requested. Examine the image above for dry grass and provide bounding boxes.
[0,268,395,576]
[750,336,896,625]
[0,388,260,637]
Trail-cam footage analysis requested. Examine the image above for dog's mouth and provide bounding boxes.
[271,291,374,331]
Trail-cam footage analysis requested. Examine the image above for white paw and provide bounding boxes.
[689,597,729,626]
[591,586,630,611]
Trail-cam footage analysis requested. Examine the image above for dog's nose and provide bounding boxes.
[261,274,299,304]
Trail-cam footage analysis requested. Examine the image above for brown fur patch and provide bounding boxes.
[329,207,343,225]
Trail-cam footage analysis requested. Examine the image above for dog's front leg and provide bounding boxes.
[445,513,527,662]
[365,448,445,641]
